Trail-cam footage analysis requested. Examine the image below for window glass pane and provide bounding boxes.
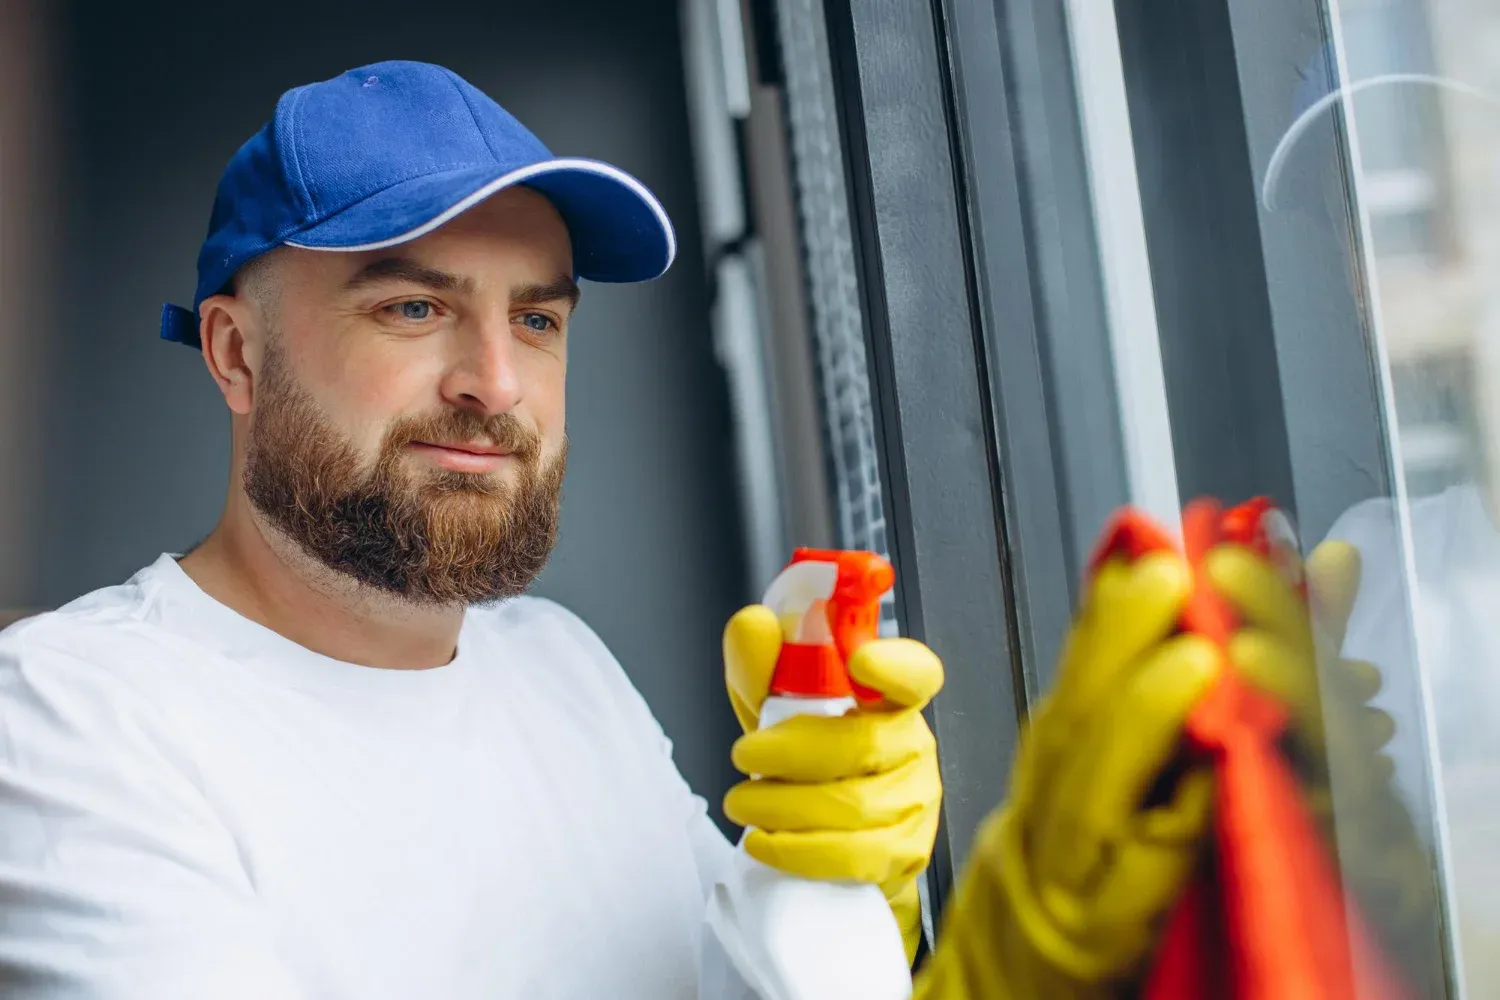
[1265,0,1499,992]
[1097,0,1500,991]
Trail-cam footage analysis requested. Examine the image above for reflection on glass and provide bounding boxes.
[1268,1,1500,994]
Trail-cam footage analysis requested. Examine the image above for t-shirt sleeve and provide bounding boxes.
[523,598,739,892]
[0,625,306,1000]
[522,599,753,999]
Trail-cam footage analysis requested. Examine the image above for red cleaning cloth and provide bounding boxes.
[1088,499,1411,1000]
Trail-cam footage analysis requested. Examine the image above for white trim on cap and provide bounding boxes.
[284,157,678,272]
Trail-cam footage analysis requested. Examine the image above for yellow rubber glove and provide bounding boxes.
[721,605,943,965]
[913,536,1428,999]
[1204,540,1388,769]
[1205,539,1444,992]
[914,549,1219,998]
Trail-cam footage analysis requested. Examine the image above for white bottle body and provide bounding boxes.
[705,693,914,1000]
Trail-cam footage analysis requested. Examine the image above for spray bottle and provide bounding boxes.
[706,548,914,1000]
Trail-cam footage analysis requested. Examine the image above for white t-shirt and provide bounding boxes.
[0,554,751,1000]
[1324,484,1500,974]
[1324,484,1500,821]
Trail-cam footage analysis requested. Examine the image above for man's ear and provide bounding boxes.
[198,294,263,415]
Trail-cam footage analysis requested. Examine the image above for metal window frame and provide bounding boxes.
[820,0,1023,911]
[817,0,1135,914]
[777,0,1466,977]
[936,0,1141,701]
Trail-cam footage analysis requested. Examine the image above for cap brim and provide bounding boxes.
[284,157,676,283]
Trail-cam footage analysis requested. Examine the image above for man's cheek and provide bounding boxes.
[538,391,567,452]
[361,418,412,468]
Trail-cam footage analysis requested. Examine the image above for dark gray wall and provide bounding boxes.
[28,0,747,829]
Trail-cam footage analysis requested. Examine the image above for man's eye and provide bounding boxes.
[518,313,558,334]
[388,300,433,321]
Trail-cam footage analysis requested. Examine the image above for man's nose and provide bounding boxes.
[440,318,523,415]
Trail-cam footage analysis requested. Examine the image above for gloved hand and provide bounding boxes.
[721,605,943,965]
[1205,538,1443,991]
[914,547,1220,998]
[912,530,1431,999]
[1204,539,1392,793]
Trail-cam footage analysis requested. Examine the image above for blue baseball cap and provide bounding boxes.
[161,60,677,348]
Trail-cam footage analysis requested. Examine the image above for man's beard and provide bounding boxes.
[243,345,567,606]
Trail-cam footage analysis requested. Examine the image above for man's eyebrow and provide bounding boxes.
[342,257,476,295]
[513,275,582,310]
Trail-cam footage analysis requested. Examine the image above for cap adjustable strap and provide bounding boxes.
[159,303,201,348]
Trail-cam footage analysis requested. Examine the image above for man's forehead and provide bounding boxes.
[336,252,581,306]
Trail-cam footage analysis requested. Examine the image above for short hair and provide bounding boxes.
[229,250,282,325]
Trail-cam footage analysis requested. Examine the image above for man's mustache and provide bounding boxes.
[384,410,542,462]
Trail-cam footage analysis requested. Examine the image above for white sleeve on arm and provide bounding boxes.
[0,631,304,1000]
[618,682,747,999]
[530,599,754,999]
[653,727,756,1000]
[689,807,757,1000]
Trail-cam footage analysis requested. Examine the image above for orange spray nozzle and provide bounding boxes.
[766,549,895,702]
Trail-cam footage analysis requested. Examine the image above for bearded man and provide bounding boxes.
[0,60,947,999]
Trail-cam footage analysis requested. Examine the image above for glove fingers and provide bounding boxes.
[1226,630,1324,739]
[1340,657,1384,701]
[742,806,937,886]
[1027,553,1188,812]
[1204,544,1314,650]
[731,707,933,782]
[1088,795,1212,962]
[1036,633,1220,894]
[1362,706,1396,750]
[1304,539,1363,641]
[724,752,939,833]
[1228,634,1395,757]
[1029,770,1213,980]
[1051,552,1194,723]
[724,605,783,734]
[1138,764,1215,845]
[847,637,945,710]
